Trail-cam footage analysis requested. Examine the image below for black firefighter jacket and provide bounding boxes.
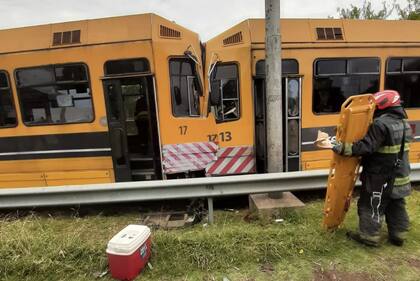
[347,106,412,198]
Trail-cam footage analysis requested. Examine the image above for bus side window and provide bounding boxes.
[210,63,240,123]
[15,63,94,126]
[385,57,420,108]
[0,71,17,128]
[169,58,201,117]
[313,58,380,114]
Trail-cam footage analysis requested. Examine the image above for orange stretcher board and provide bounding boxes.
[323,94,376,230]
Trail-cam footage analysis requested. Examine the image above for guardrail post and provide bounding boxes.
[207,197,214,224]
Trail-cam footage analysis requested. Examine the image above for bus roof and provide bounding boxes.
[0,13,198,55]
[207,18,420,47]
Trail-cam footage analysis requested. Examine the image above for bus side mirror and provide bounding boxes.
[210,81,221,106]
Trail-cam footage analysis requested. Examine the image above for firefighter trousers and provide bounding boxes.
[358,185,409,240]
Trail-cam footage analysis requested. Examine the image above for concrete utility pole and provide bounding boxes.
[265,0,282,174]
[249,0,305,212]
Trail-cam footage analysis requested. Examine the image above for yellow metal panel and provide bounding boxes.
[46,178,113,186]
[87,14,152,44]
[0,157,113,173]
[0,180,47,189]
[0,173,46,188]
[246,19,420,45]
[249,19,314,43]
[45,170,112,186]
[0,172,44,181]
[342,19,420,43]
[0,14,156,54]
[0,25,51,54]
[45,170,111,180]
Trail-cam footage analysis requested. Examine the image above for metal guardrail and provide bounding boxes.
[1,163,420,222]
[0,169,330,209]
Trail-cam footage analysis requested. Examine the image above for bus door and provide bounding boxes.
[254,75,302,172]
[103,76,161,182]
[283,76,302,171]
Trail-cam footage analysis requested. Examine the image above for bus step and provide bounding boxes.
[130,160,154,170]
[131,169,156,181]
[130,154,154,161]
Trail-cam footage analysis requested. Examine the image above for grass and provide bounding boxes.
[0,191,419,281]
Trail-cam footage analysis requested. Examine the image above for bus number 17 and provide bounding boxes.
[179,126,188,135]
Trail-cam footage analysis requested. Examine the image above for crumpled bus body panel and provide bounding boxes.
[323,94,376,230]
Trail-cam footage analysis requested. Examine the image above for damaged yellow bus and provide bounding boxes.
[205,18,420,174]
[0,13,217,188]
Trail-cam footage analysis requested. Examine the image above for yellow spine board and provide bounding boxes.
[323,94,375,230]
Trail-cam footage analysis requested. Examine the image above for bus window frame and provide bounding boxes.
[255,58,300,77]
[0,70,18,129]
[103,57,151,77]
[14,62,96,127]
[312,57,381,115]
[210,62,241,123]
[168,56,203,118]
[385,57,420,109]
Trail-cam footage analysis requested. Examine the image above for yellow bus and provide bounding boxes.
[0,13,217,188]
[205,18,420,175]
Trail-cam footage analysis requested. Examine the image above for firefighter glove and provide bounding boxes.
[332,141,344,154]
[332,141,353,156]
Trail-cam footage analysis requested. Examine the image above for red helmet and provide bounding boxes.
[373,90,401,110]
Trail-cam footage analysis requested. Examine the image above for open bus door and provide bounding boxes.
[254,75,303,172]
[103,76,162,181]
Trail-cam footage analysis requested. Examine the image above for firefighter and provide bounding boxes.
[332,90,412,247]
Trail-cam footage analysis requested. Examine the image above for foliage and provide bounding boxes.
[336,0,420,20]
[337,0,395,19]
[397,0,420,20]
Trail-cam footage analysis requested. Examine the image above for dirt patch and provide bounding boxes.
[259,263,275,274]
[312,268,377,281]
[407,258,420,269]
[383,256,403,268]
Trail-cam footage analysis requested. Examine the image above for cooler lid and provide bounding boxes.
[107,224,151,255]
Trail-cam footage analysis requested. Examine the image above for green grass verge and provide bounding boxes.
[0,191,419,281]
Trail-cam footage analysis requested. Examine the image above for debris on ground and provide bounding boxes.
[93,270,108,278]
[140,211,196,229]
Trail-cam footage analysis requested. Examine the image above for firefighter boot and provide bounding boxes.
[388,232,406,247]
[346,231,380,247]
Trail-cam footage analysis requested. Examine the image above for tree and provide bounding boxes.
[337,0,395,19]
[336,0,420,20]
[397,0,420,20]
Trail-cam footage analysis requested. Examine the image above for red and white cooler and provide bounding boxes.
[106,225,151,281]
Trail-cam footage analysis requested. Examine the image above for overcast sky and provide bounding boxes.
[0,0,408,40]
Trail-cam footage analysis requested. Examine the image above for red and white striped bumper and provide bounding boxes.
[162,142,218,174]
[205,146,256,176]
